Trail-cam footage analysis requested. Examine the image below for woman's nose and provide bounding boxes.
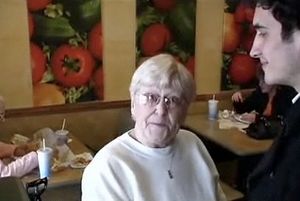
[155,100,167,116]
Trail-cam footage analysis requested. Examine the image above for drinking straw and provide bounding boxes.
[213,94,215,100]
[61,118,66,130]
[42,138,46,150]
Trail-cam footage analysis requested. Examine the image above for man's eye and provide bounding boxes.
[258,32,267,37]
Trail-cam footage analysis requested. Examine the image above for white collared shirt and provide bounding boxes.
[292,93,300,104]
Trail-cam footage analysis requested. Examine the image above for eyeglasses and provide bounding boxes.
[137,93,183,109]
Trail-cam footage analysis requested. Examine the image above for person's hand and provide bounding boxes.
[240,113,256,123]
[232,92,244,102]
[27,141,40,152]
[14,142,39,157]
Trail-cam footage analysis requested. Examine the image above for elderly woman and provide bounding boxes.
[0,96,39,177]
[81,54,226,201]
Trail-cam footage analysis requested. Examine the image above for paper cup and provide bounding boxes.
[208,99,219,120]
[37,147,53,179]
[55,130,69,146]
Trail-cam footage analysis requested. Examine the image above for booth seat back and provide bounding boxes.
[1,99,233,152]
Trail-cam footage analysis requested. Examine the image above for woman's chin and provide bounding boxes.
[148,133,175,147]
[146,123,166,134]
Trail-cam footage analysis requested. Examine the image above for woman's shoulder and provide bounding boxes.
[177,129,205,146]
[178,129,198,138]
[94,133,128,157]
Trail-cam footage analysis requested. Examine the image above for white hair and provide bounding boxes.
[129,54,196,104]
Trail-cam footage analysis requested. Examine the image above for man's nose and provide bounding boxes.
[249,36,261,59]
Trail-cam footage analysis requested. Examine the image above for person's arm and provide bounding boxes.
[232,91,244,103]
[0,141,16,159]
[0,151,38,178]
[240,112,257,123]
[13,142,39,157]
[233,87,265,114]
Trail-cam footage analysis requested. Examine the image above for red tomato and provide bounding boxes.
[234,3,247,23]
[88,22,103,61]
[241,33,255,53]
[240,25,256,52]
[234,2,254,23]
[28,13,34,38]
[30,42,46,84]
[27,0,52,12]
[245,7,254,23]
[223,13,242,53]
[185,56,195,77]
[93,67,104,100]
[141,23,172,56]
[229,54,257,85]
[51,45,95,87]
[152,0,176,12]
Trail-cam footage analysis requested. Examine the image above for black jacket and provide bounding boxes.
[247,97,300,201]
[233,86,296,119]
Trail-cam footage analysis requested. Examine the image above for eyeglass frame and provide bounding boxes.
[135,92,186,109]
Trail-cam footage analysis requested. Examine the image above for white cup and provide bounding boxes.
[208,99,219,120]
[55,129,69,146]
[37,147,53,179]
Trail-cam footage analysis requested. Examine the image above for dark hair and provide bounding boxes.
[255,0,300,40]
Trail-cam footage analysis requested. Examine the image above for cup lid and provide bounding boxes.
[55,130,69,135]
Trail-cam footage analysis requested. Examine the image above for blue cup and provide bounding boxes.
[208,99,219,120]
[37,147,53,178]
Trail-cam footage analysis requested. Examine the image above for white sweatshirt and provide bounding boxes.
[82,129,226,201]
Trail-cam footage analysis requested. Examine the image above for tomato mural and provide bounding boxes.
[26,0,103,106]
[25,0,240,106]
[136,0,196,77]
[27,0,53,12]
[51,45,95,87]
[30,42,46,84]
[222,0,258,90]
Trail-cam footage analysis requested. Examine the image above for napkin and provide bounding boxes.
[218,118,249,132]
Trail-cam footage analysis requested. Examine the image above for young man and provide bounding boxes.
[248,0,300,200]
